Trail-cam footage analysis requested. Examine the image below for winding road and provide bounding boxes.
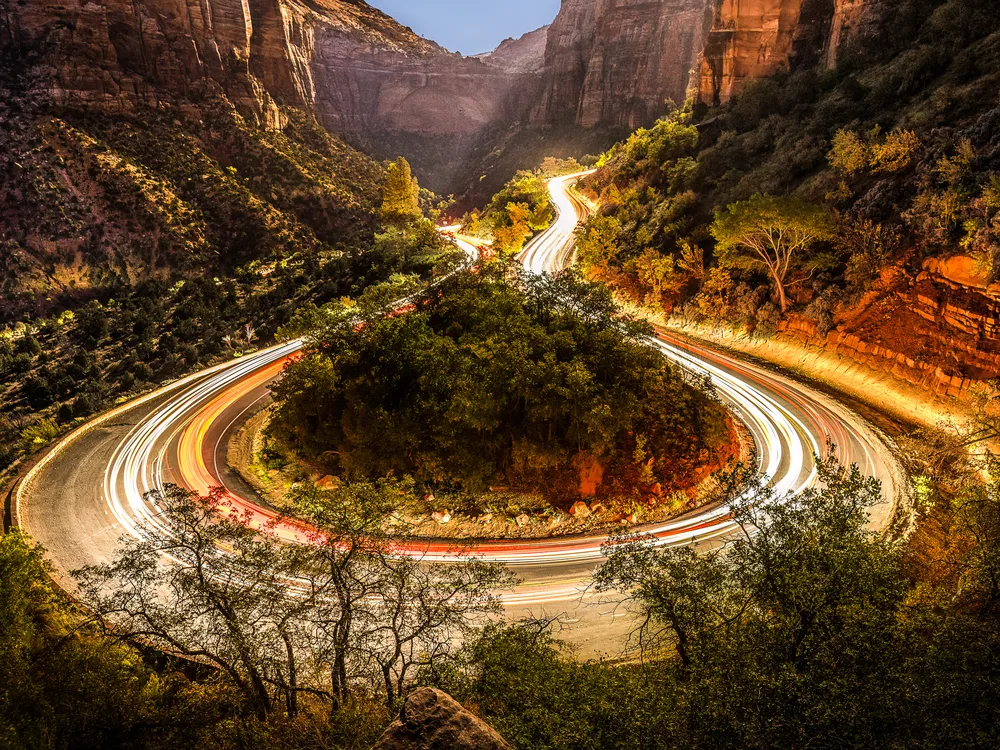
[13,172,907,654]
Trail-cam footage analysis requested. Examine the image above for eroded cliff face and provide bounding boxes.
[532,0,712,129]
[0,0,545,191]
[696,0,871,106]
[1,0,872,196]
[528,0,871,128]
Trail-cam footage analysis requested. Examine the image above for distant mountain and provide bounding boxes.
[477,26,550,72]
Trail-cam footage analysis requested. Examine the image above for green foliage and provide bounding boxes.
[428,623,672,750]
[467,171,555,255]
[268,265,725,496]
[0,528,397,748]
[431,456,1000,749]
[575,0,1000,320]
[380,157,422,225]
[711,194,836,312]
[829,127,921,177]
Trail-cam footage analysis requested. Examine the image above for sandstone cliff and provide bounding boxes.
[1,0,878,198]
[0,0,543,191]
[529,0,872,128]
[0,0,446,127]
[532,0,712,129]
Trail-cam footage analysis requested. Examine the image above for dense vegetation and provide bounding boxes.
[460,158,595,255]
[427,455,1000,749]
[0,46,457,488]
[461,169,556,255]
[267,263,728,499]
[577,0,1000,336]
[0,478,510,750]
[4,444,999,749]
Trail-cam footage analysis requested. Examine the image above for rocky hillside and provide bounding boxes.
[0,0,443,126]
[479,27,550,73]
[575,0,1000,401]
[0,0,546,193]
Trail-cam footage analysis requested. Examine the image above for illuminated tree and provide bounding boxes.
[380,157,422,225]
[711,194,835,313]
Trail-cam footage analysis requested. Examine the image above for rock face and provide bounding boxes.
[825,0,868,67]
[1,0,873,195]
[532,0,712,129]
[0,0,544,191]
[775,262,1000,400]
[530,0,873,127]
[696,0,871,106]
[374,688,512,750]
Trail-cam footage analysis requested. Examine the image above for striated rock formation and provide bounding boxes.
[374,688,512,750]
[0,0,873,196]
[698,0,821,106]
[532,0,712,129]
[825,0,868,68]
[527,0,873,128]
[776,260,1000,400]
[0,0,546,192]
[696,0,874,106]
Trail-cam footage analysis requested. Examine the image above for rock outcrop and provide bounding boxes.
[776,262,1000,400]
[2,0,438,127]
[696,0,873,106]
[528,0,872,128]
[531,0,712,129]
[374,688,512,750]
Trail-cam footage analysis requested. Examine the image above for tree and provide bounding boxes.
[380,157,422,225]
[710,194,836,312]
[595,455,908,748]
[75,486,318,720]
[267,265,726,498]
[576,214,622,274]
[76,482,514,718]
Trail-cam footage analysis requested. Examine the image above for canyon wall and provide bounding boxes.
[0,0,544,191]
[532,0,712,129]
[530,0,870,129]
[0,0,874,193]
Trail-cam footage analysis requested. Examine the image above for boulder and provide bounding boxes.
[431,510,452,525]
[316,475,339,490]
[569,501,592,518]
[374,687,512,750]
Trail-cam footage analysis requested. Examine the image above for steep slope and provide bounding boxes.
[531,0,874,130]
[0,0,443,126]
[575,0,1000,399]
[0,0,545,193]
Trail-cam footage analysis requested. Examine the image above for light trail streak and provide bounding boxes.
[86,174,904,574]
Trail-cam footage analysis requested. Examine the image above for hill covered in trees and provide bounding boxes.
[576,0,1000,347]
[267,263,732,505]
